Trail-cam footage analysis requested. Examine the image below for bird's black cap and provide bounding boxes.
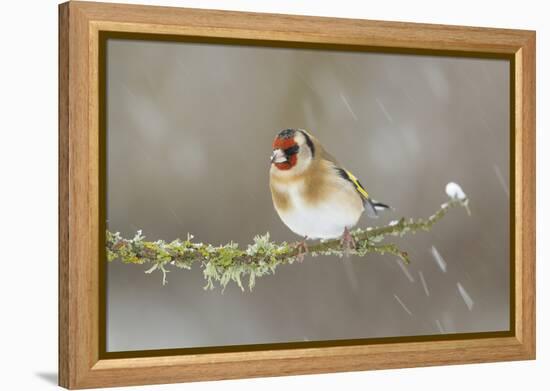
[277,128,297,139]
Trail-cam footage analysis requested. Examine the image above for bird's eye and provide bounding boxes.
[284,144,300,156]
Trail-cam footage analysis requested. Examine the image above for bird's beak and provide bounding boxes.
[270,149,286,164]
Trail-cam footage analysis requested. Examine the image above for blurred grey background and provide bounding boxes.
[106,39,510,352]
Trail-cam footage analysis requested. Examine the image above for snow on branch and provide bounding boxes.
[107,183,470,291]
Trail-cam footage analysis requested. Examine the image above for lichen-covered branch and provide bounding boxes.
[106,184,470,291]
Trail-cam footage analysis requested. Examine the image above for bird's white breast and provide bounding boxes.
[275,181,363,240]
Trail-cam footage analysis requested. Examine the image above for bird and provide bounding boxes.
[269,128,390,255]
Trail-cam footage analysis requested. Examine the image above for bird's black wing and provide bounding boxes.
[335,167,390,218]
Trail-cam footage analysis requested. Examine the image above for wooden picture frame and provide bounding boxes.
[58,1,536,389]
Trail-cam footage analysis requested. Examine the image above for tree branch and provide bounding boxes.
[107,185,470,291]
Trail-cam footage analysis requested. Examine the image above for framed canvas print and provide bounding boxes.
[58,1,536,389]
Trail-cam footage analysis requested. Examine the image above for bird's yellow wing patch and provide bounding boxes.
[341,169,369,199]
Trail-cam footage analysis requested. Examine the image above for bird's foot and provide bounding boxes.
[294,237,309,262]
[340,227,356,257]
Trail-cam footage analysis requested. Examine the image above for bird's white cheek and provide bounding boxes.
[294,152,311,172]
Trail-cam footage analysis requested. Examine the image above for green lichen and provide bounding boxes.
[106,195,469,291]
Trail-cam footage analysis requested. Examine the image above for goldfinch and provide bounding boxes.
[269,128,390,250]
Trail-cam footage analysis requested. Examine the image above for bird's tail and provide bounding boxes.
[364,198,391,218]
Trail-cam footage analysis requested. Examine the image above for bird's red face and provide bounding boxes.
[271,129,300,171]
